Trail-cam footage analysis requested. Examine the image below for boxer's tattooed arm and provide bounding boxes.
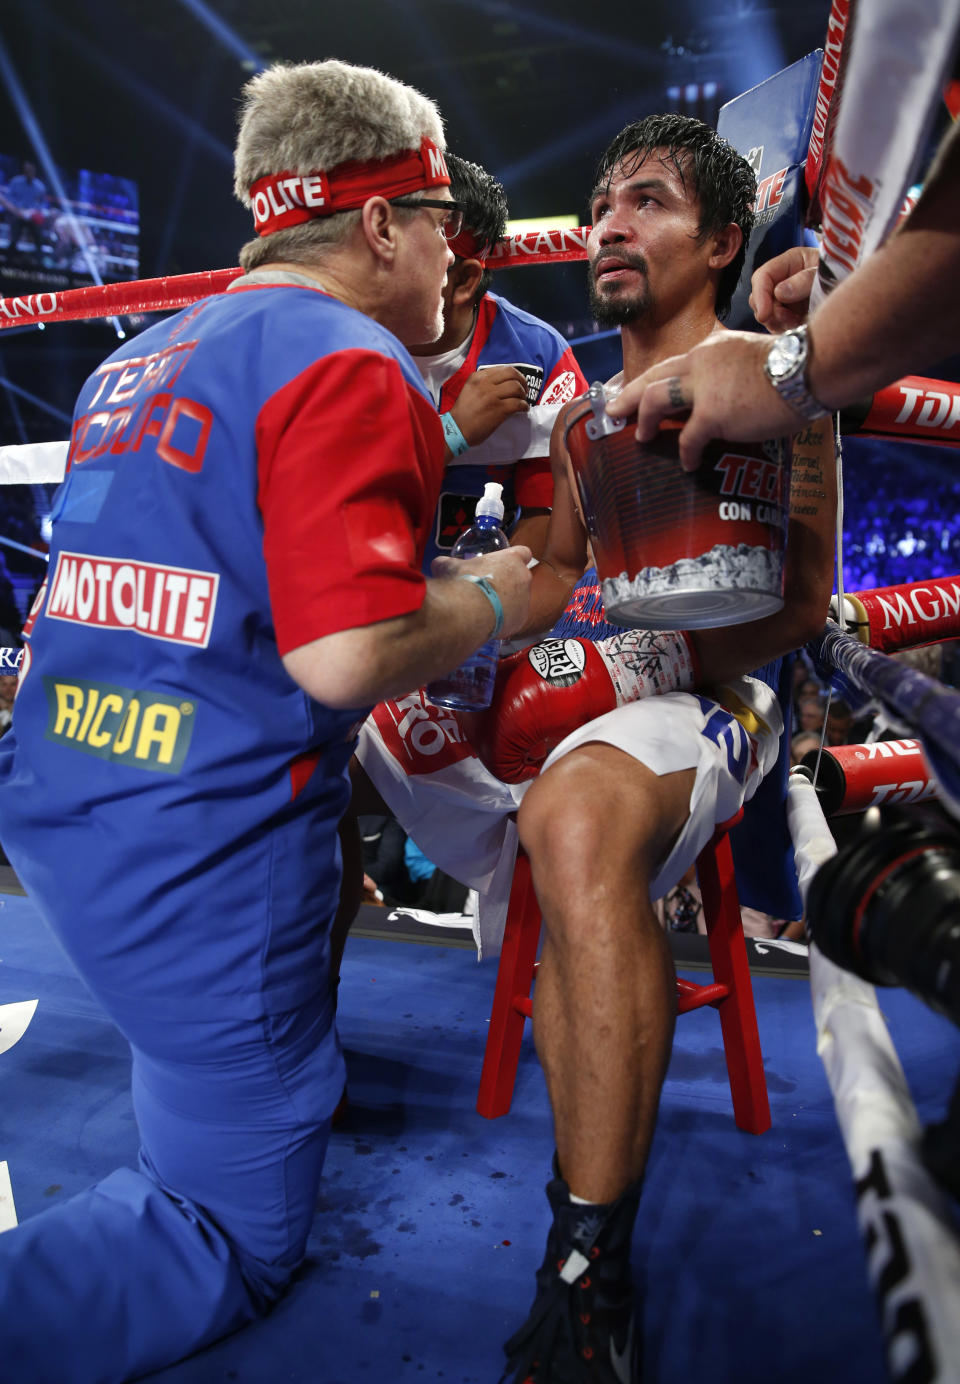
[789,424,828,517]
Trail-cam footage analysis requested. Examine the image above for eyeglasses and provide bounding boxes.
[390,198,465,241]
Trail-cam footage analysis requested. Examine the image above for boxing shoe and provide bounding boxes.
[500,1160,643,1383]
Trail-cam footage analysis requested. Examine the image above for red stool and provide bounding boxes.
[476,810,771,1134]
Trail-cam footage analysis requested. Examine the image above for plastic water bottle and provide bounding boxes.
[427,481,509,711]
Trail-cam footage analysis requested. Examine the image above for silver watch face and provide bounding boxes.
[767,332,804,383]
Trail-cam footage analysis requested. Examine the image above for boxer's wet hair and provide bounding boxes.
[233,59,445,272]
[447,154,509,303]
[592,114,756,319]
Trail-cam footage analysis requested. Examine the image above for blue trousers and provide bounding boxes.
[0,992,342,1383]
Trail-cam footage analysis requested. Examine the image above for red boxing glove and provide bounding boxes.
[459,629,698,783]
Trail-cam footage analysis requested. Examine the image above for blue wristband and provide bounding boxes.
[459,574,504,638]
[440,411,470,456]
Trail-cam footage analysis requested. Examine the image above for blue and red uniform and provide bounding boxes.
[419,292,586,568]
[0,275,444,1381]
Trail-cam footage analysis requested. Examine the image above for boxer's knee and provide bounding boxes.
[519,744,696,905]
[518,752,605,880]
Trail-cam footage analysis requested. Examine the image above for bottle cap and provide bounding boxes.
[476,481,505,520]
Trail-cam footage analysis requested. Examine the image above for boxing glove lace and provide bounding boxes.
[458,628,697,783]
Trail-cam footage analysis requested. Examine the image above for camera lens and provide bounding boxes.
[807,818,960,1027]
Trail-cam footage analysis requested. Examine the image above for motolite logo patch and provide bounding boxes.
[43,676,196,773]
[47,551,219,648]
[528,638,586,687]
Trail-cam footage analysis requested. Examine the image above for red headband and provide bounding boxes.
[249,136,450,237]
[447,227,489,262]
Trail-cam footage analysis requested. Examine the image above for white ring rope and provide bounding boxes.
[0,441,68,485]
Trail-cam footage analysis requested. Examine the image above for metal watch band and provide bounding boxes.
[766,326,830,421]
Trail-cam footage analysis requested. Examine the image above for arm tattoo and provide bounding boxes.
[789,429,829,516]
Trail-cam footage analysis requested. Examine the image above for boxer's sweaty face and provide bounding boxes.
[587,148,709,328]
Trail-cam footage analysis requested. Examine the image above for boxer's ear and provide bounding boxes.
[708,222,743,270]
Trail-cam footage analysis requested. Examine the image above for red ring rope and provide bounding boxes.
[0,227,593,331]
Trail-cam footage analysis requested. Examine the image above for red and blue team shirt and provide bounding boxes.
[0,282,445,1023]
[421,292,586,567]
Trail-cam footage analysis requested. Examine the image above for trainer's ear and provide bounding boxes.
[708,222,743,270]
[361,196,400,265]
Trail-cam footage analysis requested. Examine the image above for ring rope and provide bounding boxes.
[809,620,960,818]
[0,226,593,332]
[787,774,960,1383]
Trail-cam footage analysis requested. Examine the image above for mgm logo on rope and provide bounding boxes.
[43,676,196,772]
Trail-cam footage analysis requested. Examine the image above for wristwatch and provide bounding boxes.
[763,325,829,421]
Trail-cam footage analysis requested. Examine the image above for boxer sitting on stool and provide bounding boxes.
[356,114,836,1383]
[467,116,838,1382]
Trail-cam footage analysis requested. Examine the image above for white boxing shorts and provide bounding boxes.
[540,674,782,901]
[357,675,781,956]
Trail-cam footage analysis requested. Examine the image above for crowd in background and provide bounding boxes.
[839,437,960,591]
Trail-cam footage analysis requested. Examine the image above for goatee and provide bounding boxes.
[587,254,651,327]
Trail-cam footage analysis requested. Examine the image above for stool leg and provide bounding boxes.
[697,832,772,1135]
[477,850,541,1119]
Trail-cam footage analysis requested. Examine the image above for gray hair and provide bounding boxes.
[234,59,445,271]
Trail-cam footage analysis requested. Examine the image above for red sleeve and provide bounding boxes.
[539,346,588,408]
[514,456,554,508]
[256,349,445,655]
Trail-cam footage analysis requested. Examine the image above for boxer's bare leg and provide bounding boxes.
[517,743,694,1203]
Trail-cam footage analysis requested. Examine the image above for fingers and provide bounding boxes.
[753,266,816,330]
[675,412,714,471]
[477,545,533,578]
[605,360,689,442]
[482,546,533,637]
[605,355,684,419]
[748,291,807,333]
[748,275,776,328]
[505,543,533,567]
[468,365,529,401]
[476,365,526,385]
[453,366,530,445]
[774,265,817,303]
[750,247,818,329]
